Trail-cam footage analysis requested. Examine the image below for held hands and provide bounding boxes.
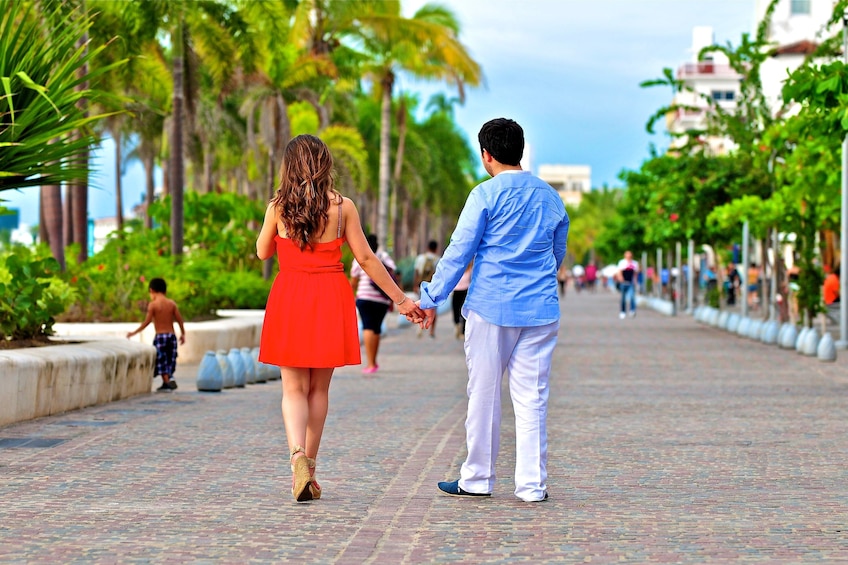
[397,296,426,325]
[398,300,436,330]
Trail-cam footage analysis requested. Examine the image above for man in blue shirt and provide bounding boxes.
[418,118,569,502]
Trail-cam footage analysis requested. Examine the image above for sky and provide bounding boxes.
[4,0,755,229]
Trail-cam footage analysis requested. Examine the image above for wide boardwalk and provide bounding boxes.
[1,292,847,563]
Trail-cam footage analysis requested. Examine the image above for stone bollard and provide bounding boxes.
[801,328,820,356]
[264,362,280,381]
[727,313,741,333]
[217,350,235,389]
[717,311,730,330]
[736,317,751,338]
[761,321,780,345]
[251,348,267,383]
[240,347,256,384]
[228,348,246,388]
[795,327,809,353]
[196,351,224,392]
[708,308,720,327]
[779,324,797,350]
[817,332,837,362]
[748,319,762,340]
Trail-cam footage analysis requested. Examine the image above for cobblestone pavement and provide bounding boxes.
[2,292,848,563]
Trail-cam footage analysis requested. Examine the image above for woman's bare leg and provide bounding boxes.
[280,367,310,456]
[305,368,334,458]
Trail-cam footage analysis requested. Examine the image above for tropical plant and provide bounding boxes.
[0,246,76,341]
[350,1,482,251]
[0,0,123,191]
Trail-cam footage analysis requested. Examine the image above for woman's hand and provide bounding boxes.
[396,296,425,324]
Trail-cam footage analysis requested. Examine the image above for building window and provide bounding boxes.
[790,0,811,15]
[711,90,736,102]
[571,181,582,192]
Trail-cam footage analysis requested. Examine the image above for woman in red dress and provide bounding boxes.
[256,134,423,502]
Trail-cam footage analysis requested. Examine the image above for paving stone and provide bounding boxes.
[1,293,847,563]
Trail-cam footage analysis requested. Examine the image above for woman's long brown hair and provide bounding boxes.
[271,134,340,250]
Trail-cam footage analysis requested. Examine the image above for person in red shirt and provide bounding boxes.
[823,266,840,305]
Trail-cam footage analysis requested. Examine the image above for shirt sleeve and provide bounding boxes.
[553,211,569,268]
[420,189,487,309]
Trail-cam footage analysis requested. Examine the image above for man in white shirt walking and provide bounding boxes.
[417,118,569,502]
[616,250,639,319]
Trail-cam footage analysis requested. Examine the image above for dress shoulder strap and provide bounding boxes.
[337,198,343,239]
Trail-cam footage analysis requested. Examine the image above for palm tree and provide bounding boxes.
[353,2,482,250]
[1,0,123,267]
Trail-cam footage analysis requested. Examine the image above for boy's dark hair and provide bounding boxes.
[149,278,167,294]
[428,240,438,252]
[478,118,524,166]
[366,234,379,253]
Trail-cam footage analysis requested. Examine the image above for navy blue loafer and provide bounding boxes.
[437,480,491,497]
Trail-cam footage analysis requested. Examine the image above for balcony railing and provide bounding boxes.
[677,62,740,78]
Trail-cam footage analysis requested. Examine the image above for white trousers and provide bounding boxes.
[458,311,559,501]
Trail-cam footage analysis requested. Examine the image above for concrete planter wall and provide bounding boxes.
[0,340,156,427]
[3,311,266,427]
[54,311,264,364]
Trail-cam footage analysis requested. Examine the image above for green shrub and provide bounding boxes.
[0,246,77,340]
[59,192,273,322]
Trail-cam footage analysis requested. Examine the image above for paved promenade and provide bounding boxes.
[2,292,848,563]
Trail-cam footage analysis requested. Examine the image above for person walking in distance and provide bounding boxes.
[256,135,423,502]
[417,118,569,502]
[452,262,473,339]
[350,234,399,374]
[414,240,440,338]
[126,278,186,392]
[616,250,639,319]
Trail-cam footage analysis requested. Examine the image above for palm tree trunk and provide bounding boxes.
[170,16,185,260]
[377,72,394,249]
[143,152,155,229]
[263,148,275,281]
[71,2,89,263]
[63,185,72,250]
[114,131,124,230]
[40,185,65,270]
[390,99,407,255]
[70,169,88,263]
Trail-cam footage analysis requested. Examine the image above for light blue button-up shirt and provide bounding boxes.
[419,170,569,327]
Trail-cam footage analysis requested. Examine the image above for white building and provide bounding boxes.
[756,0,834,112]
[667,1,836,149]
[538,165,592,207]
[666,26,743,154]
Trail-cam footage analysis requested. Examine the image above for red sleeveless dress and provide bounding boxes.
[259,235,361,368]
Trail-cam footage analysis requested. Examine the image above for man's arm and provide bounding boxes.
[419,189,487,310]
[553,212,569,268]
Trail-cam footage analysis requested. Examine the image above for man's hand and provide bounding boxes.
[417,302,436,330]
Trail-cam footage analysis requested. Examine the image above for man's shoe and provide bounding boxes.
[168,380,178,390]
[619,312,626,319]
[437,480,491,497]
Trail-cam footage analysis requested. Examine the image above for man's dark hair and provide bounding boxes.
[366,234,379,253]
[428,240,438,252]
[149,278,167,294]
[478,118,524,166]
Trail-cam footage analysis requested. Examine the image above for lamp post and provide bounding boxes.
[840,11,848,349]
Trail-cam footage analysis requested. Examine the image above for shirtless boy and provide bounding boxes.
[127,278,186,391]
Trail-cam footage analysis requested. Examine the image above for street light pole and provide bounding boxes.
[839,11,848,349]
